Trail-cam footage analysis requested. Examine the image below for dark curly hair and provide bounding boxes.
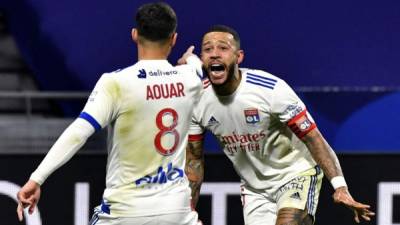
[205,25,241,49]
[135,2,177,42]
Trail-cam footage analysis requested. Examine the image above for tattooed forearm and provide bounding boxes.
[302,128,343,180]
[185,140,204,208]
[276,208,312,225]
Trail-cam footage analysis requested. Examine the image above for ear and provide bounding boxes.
[171,32,178,47]
[131,28,138,43]
[236,50,244,64]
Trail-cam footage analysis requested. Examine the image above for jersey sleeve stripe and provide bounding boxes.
[188,134,204,141]
[246,80,275,89]
[247,76,277,86]
[202,78,211,89]
[79,112,102,131]
[307,166,320,215]
[246,72,278,83]
[246,73,277,89]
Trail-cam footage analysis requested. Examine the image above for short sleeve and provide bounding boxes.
[188,104,205,141]
[271,79,308,122]
[271,79,316,138]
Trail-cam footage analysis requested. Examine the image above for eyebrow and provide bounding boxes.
[202,40,231,46]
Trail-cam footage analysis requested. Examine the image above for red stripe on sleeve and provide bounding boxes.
[297,123,316,139]
[188,134,204,141]
[287,109,317,139]
[287,109,307,126]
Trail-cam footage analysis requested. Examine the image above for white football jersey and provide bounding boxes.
[81,60,202,217]
[189,68,317,193]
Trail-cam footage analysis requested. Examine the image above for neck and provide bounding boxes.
[214,68,242,96]
[137,42,171,60]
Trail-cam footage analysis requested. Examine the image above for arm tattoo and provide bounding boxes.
[276,208,313,225]
[185,140,204,208]
[302,128,343,180]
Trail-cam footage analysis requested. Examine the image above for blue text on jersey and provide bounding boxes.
[135,162,183,186]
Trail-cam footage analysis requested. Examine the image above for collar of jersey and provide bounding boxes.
[137,59,171,65]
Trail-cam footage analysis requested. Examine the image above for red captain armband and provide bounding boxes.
[188,134,204,142]
[287,110,317,139]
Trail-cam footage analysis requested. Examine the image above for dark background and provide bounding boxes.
[0,0,399,152]
[1,154,399,225]
[0,1,399,224]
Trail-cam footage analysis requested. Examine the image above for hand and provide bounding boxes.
[177,45,196,65]
[333,186,375,223]
[16,180,41,221]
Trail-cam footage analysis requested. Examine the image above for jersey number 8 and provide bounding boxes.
[154,108,179,155]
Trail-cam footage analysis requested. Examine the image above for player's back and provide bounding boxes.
[83,60,202,217]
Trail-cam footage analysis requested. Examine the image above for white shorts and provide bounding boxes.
[241,166,323,225]
[89,207,200,225]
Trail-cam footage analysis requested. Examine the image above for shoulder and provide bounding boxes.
[175,64,202,77]
[106,64,138,76]
[241,68,285,91]
[93,67,131,94]
[96,72,115,83]
[98,64,150,84]
[172,64,203,89]
[243,68,281,79]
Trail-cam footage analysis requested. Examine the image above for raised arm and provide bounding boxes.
[302,128,375,223]
[185,139,205,209]
[177,45,203,78]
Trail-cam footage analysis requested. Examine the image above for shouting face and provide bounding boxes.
[201,32,243,86]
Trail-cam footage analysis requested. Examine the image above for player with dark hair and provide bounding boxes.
[17,2,202,225]
[183,24,375,225]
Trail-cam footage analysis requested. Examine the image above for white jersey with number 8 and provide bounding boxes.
[81,59,203,217]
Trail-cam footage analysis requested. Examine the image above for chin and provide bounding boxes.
[209,78,227,86]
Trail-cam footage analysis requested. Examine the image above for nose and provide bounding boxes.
[209,48,220,59]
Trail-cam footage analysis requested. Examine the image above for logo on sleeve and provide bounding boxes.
[88,91,98,102]
[298,118,312,131]
[207,116,220,126]
[137,69,147,79]
[290,192,302,200]
[283,103,303,118]
[244,108,260,124]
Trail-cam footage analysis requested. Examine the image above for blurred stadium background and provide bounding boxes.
[0,0,399,225]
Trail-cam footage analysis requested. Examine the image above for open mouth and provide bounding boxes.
[209,64,225,76]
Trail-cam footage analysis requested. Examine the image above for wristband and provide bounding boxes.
[330,176,347,189]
